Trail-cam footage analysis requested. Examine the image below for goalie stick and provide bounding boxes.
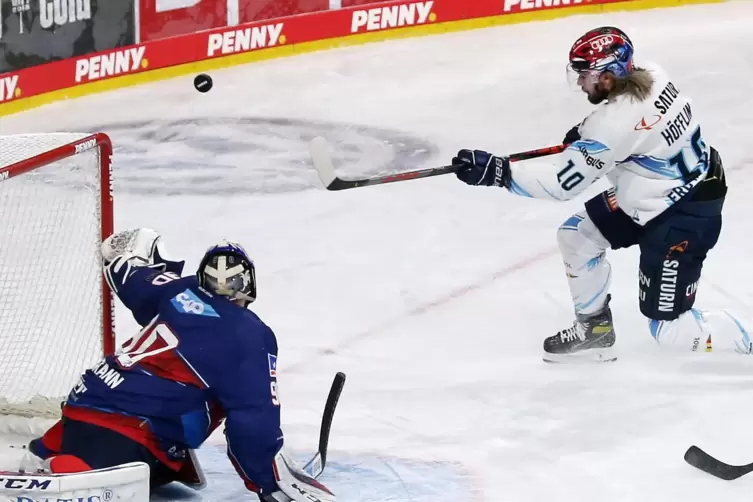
[302,372,347,479]
[684,445,753,480]
[308,136,567,191]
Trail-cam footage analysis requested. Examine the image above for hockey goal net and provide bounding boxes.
[0,133,114,429]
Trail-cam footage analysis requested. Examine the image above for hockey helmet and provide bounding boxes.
[568,26,634,78]
[197,240,256,305]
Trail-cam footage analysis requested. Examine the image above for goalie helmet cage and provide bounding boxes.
[0,132,114,430]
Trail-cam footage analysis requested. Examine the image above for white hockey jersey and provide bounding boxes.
[508,62,710,225]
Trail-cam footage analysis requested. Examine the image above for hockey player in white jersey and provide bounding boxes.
[453,26,749,361]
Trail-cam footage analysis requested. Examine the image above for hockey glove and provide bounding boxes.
[101,228,184,275]
[453,149,510,188]
[562,124,581,145]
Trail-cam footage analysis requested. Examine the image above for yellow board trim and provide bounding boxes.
[0,0,723,117]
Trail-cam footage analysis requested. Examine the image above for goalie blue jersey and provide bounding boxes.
[65,259,283,494]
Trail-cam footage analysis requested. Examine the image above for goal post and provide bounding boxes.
[0,132,115,422]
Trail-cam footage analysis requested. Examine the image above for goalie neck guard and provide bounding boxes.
[197,240,256,305]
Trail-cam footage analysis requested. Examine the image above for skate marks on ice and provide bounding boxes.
[151,444,472,502]
[64,117,436,196]
[286,246,562,374]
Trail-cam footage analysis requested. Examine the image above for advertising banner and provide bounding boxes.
[0,0,635,107]
[139,0,401,43]
[1,0,135,73]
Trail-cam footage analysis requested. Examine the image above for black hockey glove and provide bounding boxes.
[562,124,581,145]
[453,149,510,188]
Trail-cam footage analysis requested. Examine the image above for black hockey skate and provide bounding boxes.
[543,295,616,363]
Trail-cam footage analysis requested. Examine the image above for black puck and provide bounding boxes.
[194,74,213,93]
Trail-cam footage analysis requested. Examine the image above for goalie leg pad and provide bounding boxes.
[0,462,150,502]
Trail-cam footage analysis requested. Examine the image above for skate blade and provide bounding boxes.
[542,347,617,364]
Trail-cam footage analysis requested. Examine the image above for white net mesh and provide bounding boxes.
[0,133,107,426]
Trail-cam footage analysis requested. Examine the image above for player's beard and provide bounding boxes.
[587,83,610,104]
[574,70,609,105]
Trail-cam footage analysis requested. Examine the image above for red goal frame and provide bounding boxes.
[0,133,115,356]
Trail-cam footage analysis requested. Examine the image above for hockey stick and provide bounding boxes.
[308,136,567,191]
[302,372,347,479]
[683,445,753,480]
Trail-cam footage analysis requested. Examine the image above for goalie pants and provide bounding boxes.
[59,418,178,488]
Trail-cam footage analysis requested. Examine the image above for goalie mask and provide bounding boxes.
[197,240,256,305]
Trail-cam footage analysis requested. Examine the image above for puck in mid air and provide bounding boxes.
[194,74,213,93]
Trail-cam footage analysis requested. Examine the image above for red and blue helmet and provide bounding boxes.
[568,27,634,78]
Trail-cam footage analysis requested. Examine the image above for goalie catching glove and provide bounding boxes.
[102,228,185,294]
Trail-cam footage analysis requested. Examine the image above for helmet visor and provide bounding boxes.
[565,65,600,93]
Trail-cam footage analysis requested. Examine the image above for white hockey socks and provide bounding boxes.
[557,212,613,316]
[649,308,753,355]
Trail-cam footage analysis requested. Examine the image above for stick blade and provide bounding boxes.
[302,372,346,479]
[302,452,323,479]
[684,445,749,480]
[309,136,338,189]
